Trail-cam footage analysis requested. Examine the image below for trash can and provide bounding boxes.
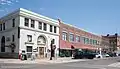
[24,54,27,60]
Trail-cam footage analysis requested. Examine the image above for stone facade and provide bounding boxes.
[0,8,60,58]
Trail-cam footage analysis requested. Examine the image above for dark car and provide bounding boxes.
[73,50,96,59]
[107,52,117,57]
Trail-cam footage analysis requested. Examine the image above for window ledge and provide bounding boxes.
[25,42,34,44]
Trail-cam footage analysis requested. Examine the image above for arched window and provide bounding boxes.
[37,36,46,45]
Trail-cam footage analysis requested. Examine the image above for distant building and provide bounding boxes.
[102,33,120,52]
[0,8,59,58]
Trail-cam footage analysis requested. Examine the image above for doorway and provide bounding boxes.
[39,47,44,58]
[1,36,5,52]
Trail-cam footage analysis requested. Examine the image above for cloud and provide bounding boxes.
[39,8,45,11]
[0,0,19,12]
[0,9,4,11]
[0,0,19,5]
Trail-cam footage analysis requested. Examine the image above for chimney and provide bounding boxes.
[115,33,118,36]
[58,19,61,24]
[107,34,109,36]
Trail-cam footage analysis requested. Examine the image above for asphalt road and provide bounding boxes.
[1,57,120,69]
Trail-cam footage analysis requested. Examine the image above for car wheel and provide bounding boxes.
[98,56,100,58]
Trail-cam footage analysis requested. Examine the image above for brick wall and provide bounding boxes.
[59,19,102,50]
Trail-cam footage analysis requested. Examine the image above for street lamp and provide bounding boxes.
[50,39,54,60]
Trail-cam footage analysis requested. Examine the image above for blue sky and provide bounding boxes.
[0,0,120,35]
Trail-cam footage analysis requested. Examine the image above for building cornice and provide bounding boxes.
[19,12,60,27]
[19,8,58,24]
[0,8,60,27]
[20,26,59,36]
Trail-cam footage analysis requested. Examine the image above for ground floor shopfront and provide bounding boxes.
[19,29,59,59]
[0,29,59,59]
[59,40,102,57]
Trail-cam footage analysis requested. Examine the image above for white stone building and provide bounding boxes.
[0,8,59,59]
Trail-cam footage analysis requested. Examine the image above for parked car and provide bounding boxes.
[107,52,117,57]
[73,50,96,59]
[95,53,102,58]
[96,53,110,58]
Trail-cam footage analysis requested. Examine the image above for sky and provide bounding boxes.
[0,0,120,35]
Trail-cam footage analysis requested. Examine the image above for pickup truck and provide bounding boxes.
[73,50,96,59]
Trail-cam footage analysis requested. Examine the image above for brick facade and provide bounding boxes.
[59,19,103,50]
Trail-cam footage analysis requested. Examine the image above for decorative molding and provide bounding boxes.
[25,42,34,45]
[20,26,59,36]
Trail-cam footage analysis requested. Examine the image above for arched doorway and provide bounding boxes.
[37,35,47,58]
[1,36,5,52]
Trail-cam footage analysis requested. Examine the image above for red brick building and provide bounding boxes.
[58,19,108,57]
[103,33,120,52]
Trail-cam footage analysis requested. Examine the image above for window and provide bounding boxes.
[84,38,88,44]
[97,41,100,45]
[38,22,42,30]
[12,19,15,27]
[62,32,67,41]
[50,25,52,32]
[26,46,32,52]
[31,19,35,28]
[3,23,5,30]
[12,35,15,42]
[80,37,84,43]
[93,40,97,45]
[54,26,57,33]
[90,39,93,44]
[83,37,86,44]
[27,35,32,42]
[95,40,97,45]
[69,33,74,42]
[43,23,47,31]
[86,38,89,44]
[0,24,2,31]
[76,36,80,42]
[92,40,95,45]
[24,18,29,27]
[26,46,32,58]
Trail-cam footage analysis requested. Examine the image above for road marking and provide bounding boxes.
[108,62,120,68]
[1,65,34,69]
[99,68,106,69]
[65,64,106,69]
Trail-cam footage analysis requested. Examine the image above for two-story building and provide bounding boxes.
[0,8,59,59]
[58,19,104,57]
[103,33,120,52]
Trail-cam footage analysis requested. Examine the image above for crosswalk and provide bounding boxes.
[108,62,120,68]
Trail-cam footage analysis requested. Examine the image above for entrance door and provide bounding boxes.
[39,47,44,58]
[1,36,5,52]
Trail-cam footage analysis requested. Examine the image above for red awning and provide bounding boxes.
[60,40,97,50]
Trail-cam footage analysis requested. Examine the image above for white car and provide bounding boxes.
[103,54,110,57]
[96,54,103,58]
[96,53,109,58]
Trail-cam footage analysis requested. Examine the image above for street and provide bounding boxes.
[0,57,120,69]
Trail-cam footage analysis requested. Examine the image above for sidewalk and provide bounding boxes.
[0,57,88,64]
[37,57,89,64]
